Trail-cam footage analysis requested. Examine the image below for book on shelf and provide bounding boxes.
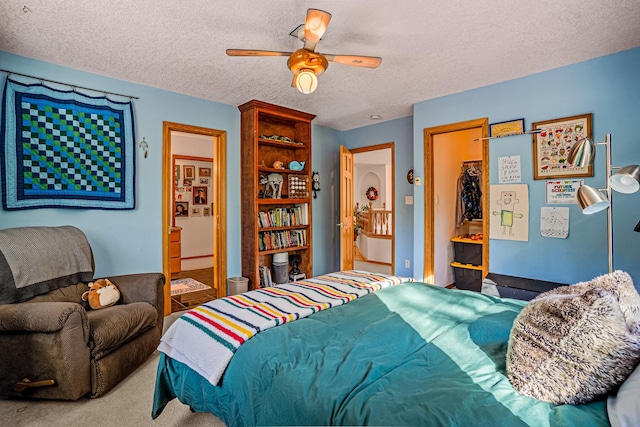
[258,229,307,251]
[259,265,272,287]
[258,203,309,229]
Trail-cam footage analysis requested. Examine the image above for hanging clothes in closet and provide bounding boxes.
[455,161,482,228]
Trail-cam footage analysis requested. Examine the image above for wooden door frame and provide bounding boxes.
[162,122,227,315]
[423,119,488,283]
[351,142,395,272]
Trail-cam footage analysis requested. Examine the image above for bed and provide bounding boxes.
[151,270,637,426]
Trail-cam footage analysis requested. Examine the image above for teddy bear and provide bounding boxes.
[82,278,121,310]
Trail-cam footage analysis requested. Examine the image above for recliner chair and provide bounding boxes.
[0,225,164,399]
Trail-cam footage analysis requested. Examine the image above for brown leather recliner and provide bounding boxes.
[0,225,164,399]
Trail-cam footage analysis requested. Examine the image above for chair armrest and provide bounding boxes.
[108,273,165,307]
[0,302,88,334]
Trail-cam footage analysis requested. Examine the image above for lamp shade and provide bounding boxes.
[295,70,318,94]
[577,185,610,214]
[610,164,640,194]
[567,138,596,167]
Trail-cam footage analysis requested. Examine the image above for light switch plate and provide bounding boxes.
[414,177,421,186]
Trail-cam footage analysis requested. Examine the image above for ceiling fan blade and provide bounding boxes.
[303,9,332,52]
[322,54,382,69]
[226,49,293,57]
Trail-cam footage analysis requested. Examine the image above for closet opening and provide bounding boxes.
[423,119,489,288]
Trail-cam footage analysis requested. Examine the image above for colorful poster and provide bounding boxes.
[546,180,582,204]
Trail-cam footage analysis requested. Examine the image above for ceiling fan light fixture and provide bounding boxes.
[295,70,318,94]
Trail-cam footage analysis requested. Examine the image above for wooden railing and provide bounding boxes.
[355,202,392,237]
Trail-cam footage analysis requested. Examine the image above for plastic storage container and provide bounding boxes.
[227,277,249,295]
[452,240,482,265]
[452,266,482,292]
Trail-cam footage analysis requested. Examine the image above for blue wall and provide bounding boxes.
[343,116,414,277]
[412,47,640,285]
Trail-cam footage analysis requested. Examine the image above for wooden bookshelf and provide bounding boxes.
[239,100,315,289]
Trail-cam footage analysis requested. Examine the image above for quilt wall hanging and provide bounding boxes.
[1,78,135,210]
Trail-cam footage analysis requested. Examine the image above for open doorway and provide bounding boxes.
[423,119,489,287]
[352,143,395,275]
[161,122,227,316]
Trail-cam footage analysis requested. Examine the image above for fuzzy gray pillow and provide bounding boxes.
[506,271,640,404]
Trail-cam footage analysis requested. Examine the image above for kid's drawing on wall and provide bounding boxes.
[490,184,529,241]
[540,206,569,239]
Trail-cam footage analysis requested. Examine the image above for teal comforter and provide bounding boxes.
[152,283,608,426]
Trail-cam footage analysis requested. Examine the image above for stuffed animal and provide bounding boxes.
[82,278,121,310]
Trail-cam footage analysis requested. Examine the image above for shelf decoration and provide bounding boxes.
[259,134,303,146]
[259,173,283,198]
[288,160,305,171]
[366,186,379,201]
[288,175,309,199]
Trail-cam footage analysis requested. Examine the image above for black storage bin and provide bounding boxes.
[453,241,482,265]
[453,266,483,292]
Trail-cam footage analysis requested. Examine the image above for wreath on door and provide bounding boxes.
[366,186,378,201]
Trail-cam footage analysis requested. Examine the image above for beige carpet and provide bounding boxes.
[0,311,226,427]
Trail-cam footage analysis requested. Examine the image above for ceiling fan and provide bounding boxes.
[226,8,382,94]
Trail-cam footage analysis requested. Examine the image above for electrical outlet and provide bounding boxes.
[405,195,413,205]
[405,260,410,268]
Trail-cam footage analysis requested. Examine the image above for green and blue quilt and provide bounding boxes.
[1,78,135,209]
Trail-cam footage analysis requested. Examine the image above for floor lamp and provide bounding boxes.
[568,133,640,273]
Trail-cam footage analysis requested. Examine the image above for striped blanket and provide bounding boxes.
[157,270,414,386]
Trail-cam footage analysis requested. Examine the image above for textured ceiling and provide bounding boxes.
[1,1,640,131]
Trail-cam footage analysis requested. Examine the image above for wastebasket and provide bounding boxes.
[228,277,249,295]
[272,252,289,285]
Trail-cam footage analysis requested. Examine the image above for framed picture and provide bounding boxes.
[190,207,201,216]
[532,113,593,180]
[174,164,181,181]
[193,186,207,205]
[199,167,211,177]
[183,165,195,180]
[199,177,210,186]
[490,118,524,138]
[183,179,192,187]
[174,201,189,218]
[203,206,211,216]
